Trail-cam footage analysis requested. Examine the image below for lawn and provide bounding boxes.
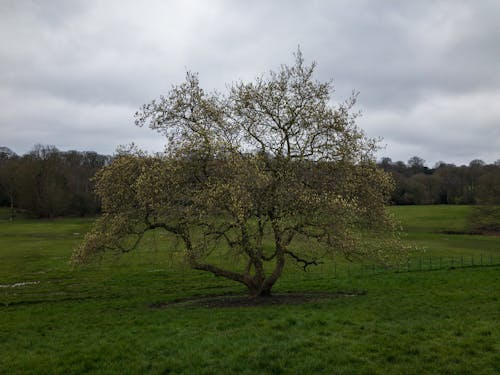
[0,206,499,374]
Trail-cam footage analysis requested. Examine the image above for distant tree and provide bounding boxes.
[378,157,393,171]
[73,51,405,296]
[469,159,485,168]
[0,152,19,220]
[434,164,465,204]
[0,146,16,159]
[20,145,71,218]
[462,159,487,204]
[408,156,425,169]
[409,173,441,204]
[61,150,109,216]
[407,156,431,174]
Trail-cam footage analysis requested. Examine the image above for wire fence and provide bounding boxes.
[159,252,500,282]
[279,253,500,281]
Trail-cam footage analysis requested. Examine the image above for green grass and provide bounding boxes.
[391,205,500,261]
[391,205,472,233]
[1,205,499,374]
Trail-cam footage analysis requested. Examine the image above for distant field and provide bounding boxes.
[391,204,472,232]
[0,206,499,374]
[391,205,500,261]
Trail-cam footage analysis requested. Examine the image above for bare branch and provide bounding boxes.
[285,250,323,271]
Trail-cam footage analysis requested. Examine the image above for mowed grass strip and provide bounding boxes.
[0,206,499,374]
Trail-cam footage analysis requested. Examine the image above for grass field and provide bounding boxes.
[1,206,499,374]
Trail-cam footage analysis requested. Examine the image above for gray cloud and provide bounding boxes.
[1,0,499,165]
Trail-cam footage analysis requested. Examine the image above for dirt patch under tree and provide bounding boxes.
[149,291,366,308]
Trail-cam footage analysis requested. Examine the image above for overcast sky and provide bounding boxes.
[1,0,499,166]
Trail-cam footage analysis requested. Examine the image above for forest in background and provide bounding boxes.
[380,156,500,205]
[0,145,110,218]
[0,145,499,219]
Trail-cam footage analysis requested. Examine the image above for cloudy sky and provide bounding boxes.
[1,0,499,166]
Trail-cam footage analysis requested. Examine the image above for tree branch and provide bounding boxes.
[284,250,323,271]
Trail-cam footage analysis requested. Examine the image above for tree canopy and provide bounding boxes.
[73,51,405,296]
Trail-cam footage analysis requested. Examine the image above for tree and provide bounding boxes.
[17,145,71,218]
[407,156,428,174]
[0,146,16,159]
[0,150,19,220]
[73,51,405,296]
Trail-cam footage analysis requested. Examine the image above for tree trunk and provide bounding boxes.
[185,234,286,297]
[190,256,284,297]
[247,252,286,297]
[261,253,286,295]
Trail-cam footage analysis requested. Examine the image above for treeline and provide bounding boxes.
[0,145,110,219]
[378,156,500,205]
[1,145,499,219]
